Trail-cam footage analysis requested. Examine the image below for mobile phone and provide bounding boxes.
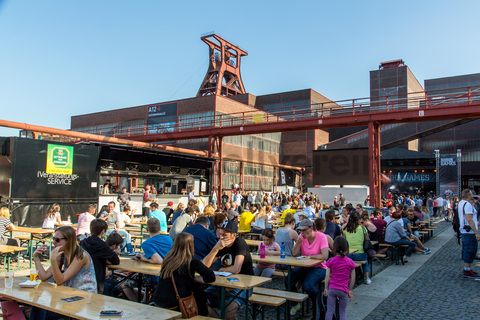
[226,277,239,282]
[62,296,84,302]
[100,310,123,317]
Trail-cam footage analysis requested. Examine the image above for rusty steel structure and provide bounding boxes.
[197,33,248,97]
[109,86,480,207]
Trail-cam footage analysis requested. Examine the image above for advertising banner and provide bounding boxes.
[46,144,74,174]
[147,103,177,133]
[438,153,459,196]
[10,138,100,200]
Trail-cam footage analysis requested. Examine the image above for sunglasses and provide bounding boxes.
[53,236,66,243]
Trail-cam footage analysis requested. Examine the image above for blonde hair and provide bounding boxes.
[160,233,194,279]
[0,207,10,219]
[203,205,215,216]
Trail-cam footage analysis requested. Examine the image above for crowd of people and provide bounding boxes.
[2,186,473,320]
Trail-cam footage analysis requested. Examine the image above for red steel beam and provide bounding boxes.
[368,122,381,207]
[124,102,480,142]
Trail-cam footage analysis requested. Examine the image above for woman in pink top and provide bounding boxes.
[289,219,330,318]
[324,237,356,320]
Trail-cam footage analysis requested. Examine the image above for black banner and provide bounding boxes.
[10,138,100,201]
[313,149,369,185]
[147,103,177,133]
[439,154,459,196]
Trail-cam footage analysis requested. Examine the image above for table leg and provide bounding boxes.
[220,287,226,319]
[28,237,33,269]
[286,266,292,320]
[7,255,10,272]
[137,273,143,303]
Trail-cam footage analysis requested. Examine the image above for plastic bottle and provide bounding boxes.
[259,242,266,259]
[280,242,286,259]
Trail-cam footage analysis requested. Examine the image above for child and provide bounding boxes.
[324,236,356,320]
[254,229,280,277]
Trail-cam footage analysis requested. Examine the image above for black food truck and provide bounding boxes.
[0,137,213,226]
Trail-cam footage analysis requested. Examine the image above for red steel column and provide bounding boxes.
[239,161,244,192]
[368,122,381,207]
[217,137,223,206]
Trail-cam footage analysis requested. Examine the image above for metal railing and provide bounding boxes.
[82,86,480,138]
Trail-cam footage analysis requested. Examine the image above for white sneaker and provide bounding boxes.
[365,278,372,285]
[290,303,301,316]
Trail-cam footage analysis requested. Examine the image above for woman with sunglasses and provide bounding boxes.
[31,226,97,319]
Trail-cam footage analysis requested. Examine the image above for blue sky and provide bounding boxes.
[1,0,479,136]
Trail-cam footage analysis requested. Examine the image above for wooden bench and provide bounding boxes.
[249,294,286,320]
[253,287,308,319]
[253,287,308,303]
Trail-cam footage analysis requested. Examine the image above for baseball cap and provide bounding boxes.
[298,212,308,218]
[298,219,313,230]
[219,220,238,233]
[167,201,174,206]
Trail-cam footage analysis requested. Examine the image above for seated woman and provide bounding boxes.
[42,206,62,229]
[151,232,215,317]
[314,217,334,251]
[384,209,417,262]
[0,207,15,245]
[289,219,329,318]
[251,205,268,234]
[343,212,372,284]
[254,229,280,277]
[31,226,97,320]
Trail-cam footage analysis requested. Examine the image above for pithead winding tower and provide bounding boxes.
[197,34,248,97]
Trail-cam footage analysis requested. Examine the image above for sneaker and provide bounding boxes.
[463,270,479,278]
[365,278,372,285]
[290,303,301,316]
[423,249,431,255]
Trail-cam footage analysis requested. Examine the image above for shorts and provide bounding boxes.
[461,233,478,264]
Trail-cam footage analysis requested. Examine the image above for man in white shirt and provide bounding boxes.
[458,189,480,278]
[434,195,444,218]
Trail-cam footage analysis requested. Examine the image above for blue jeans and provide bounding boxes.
[290,267,326,319]
[30,307,63,320]
[348,252,370,273]
[461,234,478,264]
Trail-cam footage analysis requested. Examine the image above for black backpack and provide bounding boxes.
[452,202,466,244]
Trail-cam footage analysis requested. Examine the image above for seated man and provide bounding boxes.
[123,218,173,301]
[80,219,120,293]
[148,202,168,232]
[136,218,173,264]
[203,220,253,320]
[184,215,217,260]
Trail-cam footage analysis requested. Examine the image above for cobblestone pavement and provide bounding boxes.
[364,234,479,320]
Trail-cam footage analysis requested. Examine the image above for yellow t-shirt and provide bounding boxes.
[279,208,297,226]
[239,211,255,232]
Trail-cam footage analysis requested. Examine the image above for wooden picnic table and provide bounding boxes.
[108,257,161,276]
[196,273,271,319]
[107,257,161,302]
[11,227,55,268]
[245,239,262,247]
[0,245,27,271]
[0,279,181,320]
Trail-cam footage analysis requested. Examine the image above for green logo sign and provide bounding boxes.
[46,144,74,174]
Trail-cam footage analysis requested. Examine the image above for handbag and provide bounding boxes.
[171,274,198,318]
[1,301,26,320]
[362,227,375,256]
